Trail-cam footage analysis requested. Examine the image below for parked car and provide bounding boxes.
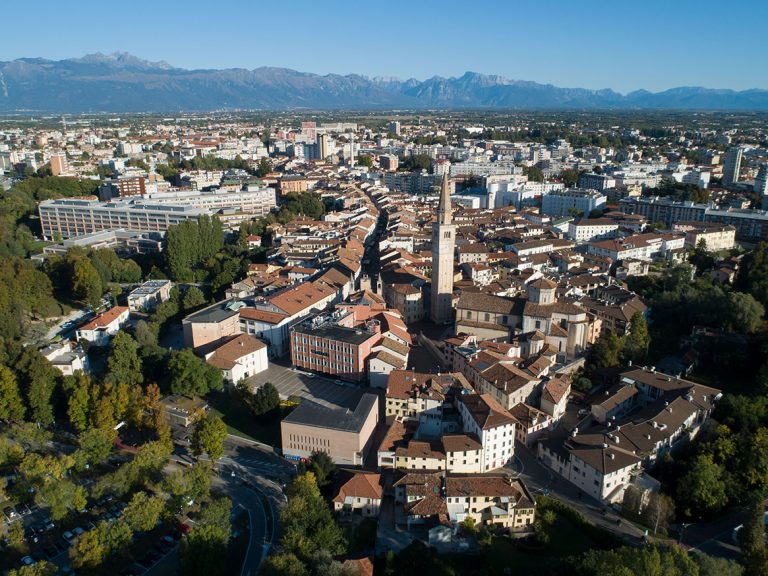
[62,531,75,544]
[21,556,34,566]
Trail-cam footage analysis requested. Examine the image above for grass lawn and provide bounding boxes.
[208,391,288,447]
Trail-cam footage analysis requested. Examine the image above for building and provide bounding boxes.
[388,121,401,136]
[431,173,456,324]
[204,333,268,384]
[578,173,616,191]
[161,395,208,427]
[39,229,164,259]
[332,471,383,516]
[567,218,620,243]
[674,223,736,251]
[182,301,242,349]
[142,186,276,221]
[281,393,379,466]
[723,146,743,186]
[457,393,517,472]
[40,341,90,376]
[127,280,173,312]
[393,472,536,532]
[454,293,522,341]
[541,189,607,217]
[379,154,399,171]
[50,153,68,176]
[755,163,768,197]
[38,198,209,240]
[290,314,381,382]
[76,306,130,347]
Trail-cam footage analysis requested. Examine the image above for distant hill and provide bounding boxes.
[1,53,767,112]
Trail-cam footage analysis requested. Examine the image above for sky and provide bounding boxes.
[3,0,767,93]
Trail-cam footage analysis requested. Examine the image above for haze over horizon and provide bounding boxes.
[2,0,767,93]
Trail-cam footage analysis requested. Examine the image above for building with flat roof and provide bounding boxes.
[541,189,607,217]
[38,197,209,240]
[38,229,164,260]
[290,314,381,382]
[161,395,208,427]
[127,280,173,312]
[181,300,242,349]
[281,393,379,466]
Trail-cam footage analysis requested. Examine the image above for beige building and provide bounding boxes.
[204,333,268,383]
[182,302,241,349]
[281,394,379,466]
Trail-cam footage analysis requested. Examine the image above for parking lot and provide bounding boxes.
[245,359,367,409]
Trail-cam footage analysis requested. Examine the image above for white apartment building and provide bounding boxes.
[567,218,620,243]
[127,280,173,312]
[541,189,607,217]
[457,393,517,472]
[76,306,131,347]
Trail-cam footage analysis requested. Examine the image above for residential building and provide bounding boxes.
[723,146,743,186]
[332,471,383,517]
[40,341,90,376]
[127,279,173,312]
[281,394,379,466]
[541,189,606,217]
[457,393,517,472]
[567,218,620,243]
[578,173,616,191]
[76,306,130,346]
[204,333,268,383]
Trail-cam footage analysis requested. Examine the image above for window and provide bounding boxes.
[484,313,490,321]
[443,231,451,239]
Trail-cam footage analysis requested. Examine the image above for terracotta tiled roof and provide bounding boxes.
[332,472,383,503]
[459,393,517,430]
[238,308,289,324]
[78,306,128,331]
[206,334,266,370]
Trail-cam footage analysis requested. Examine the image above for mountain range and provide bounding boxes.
[1,52,767,113]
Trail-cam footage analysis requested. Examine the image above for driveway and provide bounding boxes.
[245,359,366,409]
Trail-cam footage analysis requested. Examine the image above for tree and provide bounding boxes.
[738,496,768,575]
[357,155,373,168]
[182,286,206,311]
[694,553,744,576]
[260,553,308,576]
[72,257,103,307]
[7,519,25,547]
[168,349,223,397]
[38,479,87,521]
[724,291,764,334]
[624,312,650,363]
[240,381,280,416]
[191,413,228,461]
[14,346,58,425]
[677,454,728,517]
[307,450,336,488]
[0,365,25,421]
[577,545,698,576]
[735,242,768,308]
[280,472,347,561]
[642,492,675,535]
[178,497,232,576]
[163,461,212,511]
[590,331,624,370]
[73,428,115,472]
[123,491,166,532]
[70,519,132,570]
[106,331,143,386]
[67,373,92,433]
[9,561,58,576]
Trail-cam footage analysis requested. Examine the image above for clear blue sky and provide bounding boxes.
[4,0,767,93]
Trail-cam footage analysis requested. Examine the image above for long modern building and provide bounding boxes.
[142,185,276,217]
[619,196,768,240]
[38,198,209,240]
